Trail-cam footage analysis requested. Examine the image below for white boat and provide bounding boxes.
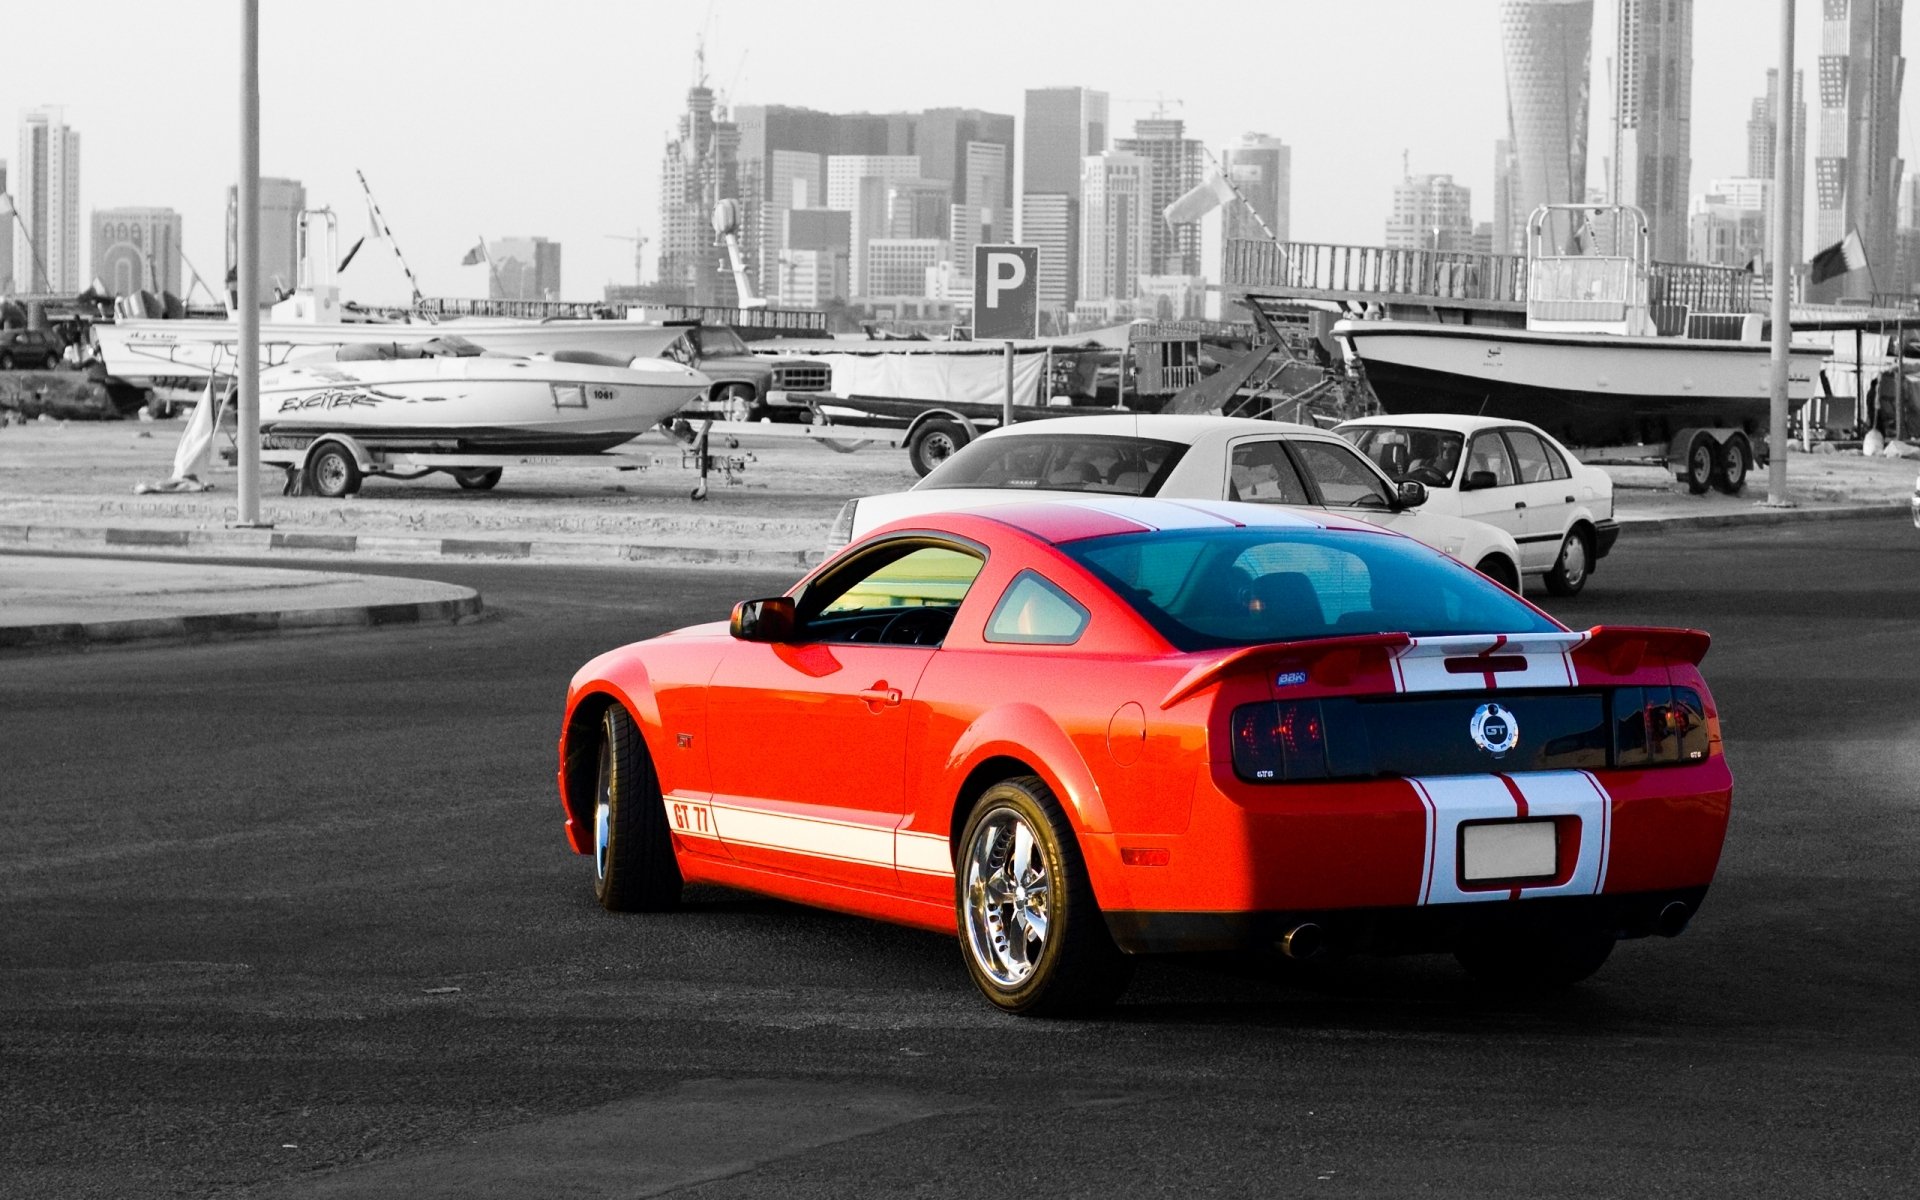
[257,336,709,455]
[1336,204,1827,448]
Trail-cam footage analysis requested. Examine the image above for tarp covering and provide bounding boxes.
[804,350,1048,406]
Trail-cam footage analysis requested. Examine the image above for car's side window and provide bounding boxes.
[1503,430,1565,483]
[802,542,985,646]
[1288,439,1394,508]
[1227,440,1311,505]
[983,570,1091,645]
[1465,433,1519,487]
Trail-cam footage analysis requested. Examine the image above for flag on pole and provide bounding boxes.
[366,195,387,241]
[1163,168,1238,227]
[460,240,487,266]
[0,192,13,218]
[1808,229,1868,283]
[337,236,366,273]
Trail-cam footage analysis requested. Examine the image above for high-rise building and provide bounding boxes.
[948,141,1008,286]
[865,238,948,298]
[488,236,562,300]
[1079,151,1151,305]
[1812,0,1904,302]
[1611,0,1692,262]
[0,159,12,293]
[778,208,851,308]
[659,81,753,307]
[15,107,81,293]
[1747,67,1806,268]
[1687,181,1769,268]
[1116,118,1204,276]
[886,178,951,239]
[1493,139,1520,253]
[225,177,305,300]
[1500,1,1593,253]
[1385,174,1476,250]
[827,154,923,297]
[1022,87,1109,312]
[1220,132,1291,249]
[91,207,182,296]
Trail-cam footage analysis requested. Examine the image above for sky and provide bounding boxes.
[3,0,1914,306]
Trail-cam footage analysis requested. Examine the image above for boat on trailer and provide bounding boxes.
[1335,205,1828,491]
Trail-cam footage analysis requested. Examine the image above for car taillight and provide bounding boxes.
[1230,700,1329,782]
[828,499,857,546]
[1613,686,1715,766]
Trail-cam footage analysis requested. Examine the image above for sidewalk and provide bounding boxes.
[0,555,482,653]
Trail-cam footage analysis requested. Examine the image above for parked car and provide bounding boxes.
[1337,414,1619,596]
[830,414,1528,591]
[663,324,831,422]
[0,328,61,370]
[558,496,1733,1015]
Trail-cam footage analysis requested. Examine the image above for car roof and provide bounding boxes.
[891,495,1398,548]
[975,413,1323,445]
[1335,413,1550,436]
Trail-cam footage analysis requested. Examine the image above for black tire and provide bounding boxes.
[1474,554,1521,593]
[1455,929,1616,991]
[908,418,967,477]
[0,352,13,370]
[716,383,759,423]
[1683,432,1716,495]
[307,443,362,498]
[454,467,502,491]
[1714,433,1750,495]
[956,775,1132,1016]
[43,353,59,370]
[1543,526,1593,596]
[592,705,682,912]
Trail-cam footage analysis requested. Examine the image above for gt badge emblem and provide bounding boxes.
[1470,702,1519,758]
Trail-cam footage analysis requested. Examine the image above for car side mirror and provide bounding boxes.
[1462,470,1498,491]
[729,596,796,642]
[1394,479,1428,509]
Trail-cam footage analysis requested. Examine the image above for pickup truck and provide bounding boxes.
[668,324,831,422]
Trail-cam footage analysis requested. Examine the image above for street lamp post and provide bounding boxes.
[235,0,265,527]
[1764,0,1796,508]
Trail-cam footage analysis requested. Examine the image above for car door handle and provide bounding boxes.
[1513,501,1527,510]
[1564,495,1576,503]
[857,685,902,707]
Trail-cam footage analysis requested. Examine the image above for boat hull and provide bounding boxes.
[257,358,706,455]
[1339,322,1827,447]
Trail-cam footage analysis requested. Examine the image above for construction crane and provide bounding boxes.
[604,231,650,287]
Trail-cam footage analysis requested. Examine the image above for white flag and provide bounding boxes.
[0,192,14,218]
[1163,168,1237,227]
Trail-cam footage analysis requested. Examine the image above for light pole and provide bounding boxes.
[235,0,265,527]
[1764,0,1795,508]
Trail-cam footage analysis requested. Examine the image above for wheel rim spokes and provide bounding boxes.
[963,809,1051,988]
[593,737,612,881]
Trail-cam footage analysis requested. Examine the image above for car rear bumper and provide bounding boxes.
[1103,885,1710,955]
[1593,518,1621,559]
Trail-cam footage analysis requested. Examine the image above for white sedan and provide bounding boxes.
[830,414,1528,590]
[1336,414,1619,596]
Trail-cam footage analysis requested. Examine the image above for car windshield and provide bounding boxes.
[917,433,1188,496]
[1343,426,1466,487]
[1064,528,1558,651]
[692,327,750,357]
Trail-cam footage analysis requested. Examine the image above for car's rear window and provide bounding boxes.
[1063,528,1558,650]
[918,433,1187,496]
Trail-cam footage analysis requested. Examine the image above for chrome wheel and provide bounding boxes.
[963,807,1051,988]
[593,733,613,881]
[1558,533,1587,589]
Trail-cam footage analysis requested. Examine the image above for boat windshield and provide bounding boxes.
[337,335,486,361]
[1341,426,1466,487]
[918,433,1188,496]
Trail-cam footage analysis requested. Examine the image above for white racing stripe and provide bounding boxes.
[1389,632,1589,694]
[661,793,955,877]
[1409,771,1612,905]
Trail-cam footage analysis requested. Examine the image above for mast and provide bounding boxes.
[355,169,426,307]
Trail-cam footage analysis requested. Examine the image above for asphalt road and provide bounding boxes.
[4,520,1918,1198]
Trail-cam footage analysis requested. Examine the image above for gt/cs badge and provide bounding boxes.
[1471,702,1519,758]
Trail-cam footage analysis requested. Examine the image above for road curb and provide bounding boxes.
[0,588,484,654]
[0,522,824,571]
[1618,501,1911,534]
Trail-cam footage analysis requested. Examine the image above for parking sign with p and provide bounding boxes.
[972,244,1039,340]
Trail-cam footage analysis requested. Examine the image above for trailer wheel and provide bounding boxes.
[908,418,968,477]
[1682,431,1717,495]
[454,468,502,491]
[308,443,363,498]
[1714,433,1750,495]
[717,384,759,423]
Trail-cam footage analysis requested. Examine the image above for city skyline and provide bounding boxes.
[5,0,1920,305]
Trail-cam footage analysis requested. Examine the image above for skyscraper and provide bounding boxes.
[948,141,1008,286]
[1493,138,1519,253]
[1079,151,1150,306]
[1116,117,1205,276]
[1022,87,1109,311]
[225,177,305,300]
[1385,174,1475,250]
[1747,67,1806,268]
[1813,0,1903,301]
[1611,0,1692,262]
[1500,1,1593,253]
[659,80,752,307]
[826,154,922,297]
[1220,132,1291,251]
[91,207,182,296]
[15,107,80,293]
[487,236,562,300]
[0,159,12,293]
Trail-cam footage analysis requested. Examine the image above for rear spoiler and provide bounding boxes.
[1159,626,1710,709]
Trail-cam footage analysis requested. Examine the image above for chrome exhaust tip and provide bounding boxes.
[1655,901,1691,938]
[1277,922,1325,961]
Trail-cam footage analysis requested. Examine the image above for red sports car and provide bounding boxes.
[556,497,1730,1016]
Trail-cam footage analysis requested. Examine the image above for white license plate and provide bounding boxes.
[1461,821,1557,882]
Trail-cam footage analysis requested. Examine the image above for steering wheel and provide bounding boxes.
[1408,465,1451,487]
[878,608,950,645]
